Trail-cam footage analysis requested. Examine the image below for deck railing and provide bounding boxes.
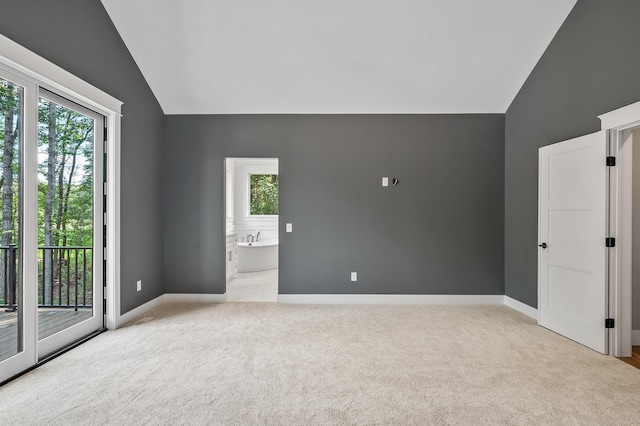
[1,245,17,312]
[0,246,93,311]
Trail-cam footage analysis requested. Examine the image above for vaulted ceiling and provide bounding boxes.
[101,0,577,114]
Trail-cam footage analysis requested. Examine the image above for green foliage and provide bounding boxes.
[0,88,95,248]
[0,79,22,246]
[0,82,97,307]
[37,98,94,247]
[250,174,279,215]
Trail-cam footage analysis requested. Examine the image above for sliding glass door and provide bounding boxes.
[0,68,104,382]
[36,90,103,358]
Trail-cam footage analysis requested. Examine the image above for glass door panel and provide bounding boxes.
[36,91,103,358]
[0,67,37,384]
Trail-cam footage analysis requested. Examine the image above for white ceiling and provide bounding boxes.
[101,0,577,115]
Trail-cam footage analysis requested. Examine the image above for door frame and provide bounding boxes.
[599,101,640,357]
[223,157,280,298]
[0,34,123,383]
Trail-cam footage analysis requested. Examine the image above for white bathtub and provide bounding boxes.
[237,239,278,272]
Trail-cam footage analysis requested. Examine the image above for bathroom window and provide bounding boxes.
[249,174,279,215]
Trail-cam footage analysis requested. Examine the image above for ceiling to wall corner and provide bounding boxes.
[101,0,577,115]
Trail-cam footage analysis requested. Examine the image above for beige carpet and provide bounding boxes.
[2,303,640,425]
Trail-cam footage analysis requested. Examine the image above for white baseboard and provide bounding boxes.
[632,330,640,346]
[164,293,227,304]
[277,294,504,305]
[114,294,227,329]
[116,294,165,329]
[504,296,538,320]
[116,294,538,329]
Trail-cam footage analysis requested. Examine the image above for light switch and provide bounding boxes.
[286,223,293,232]
[382,177,389,187]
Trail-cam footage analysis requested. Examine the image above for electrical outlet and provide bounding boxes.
[351,272,358,282]
[136,280,142,292]
[286,223,293,232]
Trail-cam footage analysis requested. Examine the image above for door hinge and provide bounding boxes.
[605,318,615,329]
[606,156,616,166]
[103,126,108,143]
[103,298,107,313]
[606,237,616,248]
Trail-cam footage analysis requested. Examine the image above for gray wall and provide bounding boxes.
[0,0,165,313]
[163,114,504,296]
[505,0,640,308]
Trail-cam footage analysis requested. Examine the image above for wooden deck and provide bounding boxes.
[0,308,92,362]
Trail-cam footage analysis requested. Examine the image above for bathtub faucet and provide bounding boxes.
[256,231,261,242]
[247,233,255,242]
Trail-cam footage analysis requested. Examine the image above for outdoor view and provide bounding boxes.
[0,77,23,362]
[0,78,22,309]
[250,174,279,215]
[37,96,95,315]
[0,82,96,363]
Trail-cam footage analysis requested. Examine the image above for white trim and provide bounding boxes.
[113,293,228,329]
[504,296,538,319]
[232,158,279,224]
[604,112,640,358]
[608,129,633,357]
[106,113,122,330]
[111,293,543,332]
[599,100,640,131]
[632,330,640,346]
[597,100,640,358]
[117,295,166,328]
[21,74,38,368]
[277,294,504,305]
[164,293,228,304]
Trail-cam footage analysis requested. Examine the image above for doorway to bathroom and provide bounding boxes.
[225,158,279,302]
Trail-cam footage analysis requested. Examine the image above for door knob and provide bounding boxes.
[538,243,547,249]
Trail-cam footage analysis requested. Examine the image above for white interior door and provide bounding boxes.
[538,131,609,354]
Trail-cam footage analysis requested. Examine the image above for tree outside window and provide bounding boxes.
[250,174,278,215]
